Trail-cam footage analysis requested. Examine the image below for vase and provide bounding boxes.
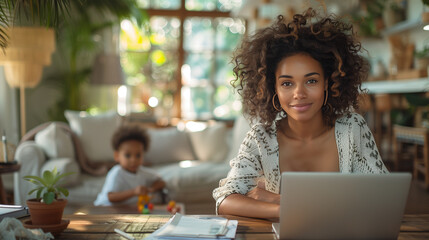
[26,198,67,225]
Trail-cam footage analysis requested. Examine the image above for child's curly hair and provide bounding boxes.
[111,124,150,152]
[232,8,369,127]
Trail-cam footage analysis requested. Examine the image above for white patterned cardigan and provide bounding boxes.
[212,113,389,213]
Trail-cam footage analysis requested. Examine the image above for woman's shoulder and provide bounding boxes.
[248,121,277,139]
[335,112,366,126]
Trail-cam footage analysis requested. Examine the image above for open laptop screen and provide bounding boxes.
[273,172,411,239]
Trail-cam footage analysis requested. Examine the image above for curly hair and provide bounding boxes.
[231,8,369,127]
[111,124,150,152]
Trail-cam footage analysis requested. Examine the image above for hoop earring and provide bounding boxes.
[272,93,282,112]
[323,90,328,106]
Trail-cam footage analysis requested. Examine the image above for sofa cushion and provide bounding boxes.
[154,161,230,202]
[40,158,81,187]
[145,127,196,165]
[188,122,229,163]
[35,123,75,159]
[65,110,119,162]
[225,115,251,162]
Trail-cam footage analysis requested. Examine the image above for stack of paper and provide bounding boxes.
[146,213,238,240]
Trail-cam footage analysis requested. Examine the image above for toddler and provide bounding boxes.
[94,124,166,206]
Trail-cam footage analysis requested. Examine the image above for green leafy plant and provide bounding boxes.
[415,45,429,59]
[23,168,75,204]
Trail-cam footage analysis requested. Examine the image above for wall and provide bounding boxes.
[0,68,19,144]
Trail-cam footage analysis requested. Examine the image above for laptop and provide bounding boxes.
[272,172,411,240]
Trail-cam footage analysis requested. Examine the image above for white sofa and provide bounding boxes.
[9,111,250,214]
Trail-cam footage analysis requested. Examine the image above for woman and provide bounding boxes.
[213,8,389,219]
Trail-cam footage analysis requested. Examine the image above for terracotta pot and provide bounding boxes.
[26,199,67,225]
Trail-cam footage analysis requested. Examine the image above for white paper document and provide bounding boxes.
[145,213,238,240]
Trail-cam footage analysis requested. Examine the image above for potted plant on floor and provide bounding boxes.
[415,44,429,70]
[23,168,74,226]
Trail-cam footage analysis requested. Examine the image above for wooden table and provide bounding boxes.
[0,163,20,204]
[31,214,429,239]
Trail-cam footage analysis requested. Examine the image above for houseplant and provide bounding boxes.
[415,44,429,70]
[23,168,74,226]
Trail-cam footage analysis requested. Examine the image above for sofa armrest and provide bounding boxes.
[13,141,46,205]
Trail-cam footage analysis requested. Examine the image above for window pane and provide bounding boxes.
[151,0,180,9]
[121,52,149,79]
[184,17,214,51]
[137,0,149,8]
[121,16,179,114]
[186,0,216,11]
[181,86,214,119]
[184,53,213,85]
[150,17,180,50]
[138,0,180,9]
[217,0,243,12]
[214,85,241,119]
[215,53,234,86]
[215,18,245,51]
[150,51,178,84]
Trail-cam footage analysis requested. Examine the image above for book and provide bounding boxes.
[0,204,29,220]
[145,213,238,240]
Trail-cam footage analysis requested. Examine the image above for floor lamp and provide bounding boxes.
[90,53,126,115]
[0,27,55,137]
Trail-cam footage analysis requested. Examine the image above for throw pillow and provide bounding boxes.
[65,110,119,162]
[40,158,81,187]
[35,123,75,159]
[145,127,196,165]
[225,115,251,162]
[188,122,229,163]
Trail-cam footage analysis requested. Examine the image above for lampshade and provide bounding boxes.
[90,53,124,85]
[0,27,55,88]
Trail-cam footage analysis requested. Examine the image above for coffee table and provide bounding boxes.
[19,214,429,239]
[66,202,185,215]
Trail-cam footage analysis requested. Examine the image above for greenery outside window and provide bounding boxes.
[120,0,245,120]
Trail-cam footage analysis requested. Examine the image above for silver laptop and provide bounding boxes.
[272,172,411,240]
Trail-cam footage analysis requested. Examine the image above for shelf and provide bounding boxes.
[362,78,429,94]
[381,18,423,36]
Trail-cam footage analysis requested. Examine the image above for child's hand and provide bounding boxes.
[134,185,149,196]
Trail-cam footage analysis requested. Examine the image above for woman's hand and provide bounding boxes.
[246,180,280,204]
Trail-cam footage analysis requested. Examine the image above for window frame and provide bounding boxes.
[140,0,245,119]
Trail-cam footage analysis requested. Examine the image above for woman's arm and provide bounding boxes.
[246,180,280,204]
[219,193,280,218]
[352,113,389,173]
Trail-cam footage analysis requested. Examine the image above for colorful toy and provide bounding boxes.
[167,200,181,214]
[137,194,152,214]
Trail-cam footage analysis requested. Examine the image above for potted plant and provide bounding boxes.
[415,45,429,70]
[23,168,74,226]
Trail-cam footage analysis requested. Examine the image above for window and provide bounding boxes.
[120,0,245,120]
